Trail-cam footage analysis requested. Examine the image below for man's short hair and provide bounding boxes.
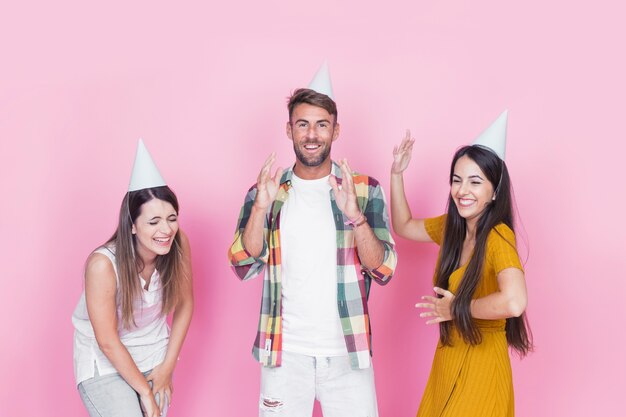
[287,88,338,123]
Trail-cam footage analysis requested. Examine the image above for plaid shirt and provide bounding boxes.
[228,161,397,369]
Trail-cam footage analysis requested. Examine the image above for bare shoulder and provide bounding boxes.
[85,252,116,287]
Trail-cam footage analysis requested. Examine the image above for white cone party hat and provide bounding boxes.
[307,61,334,99]
[471,110,508,160]
[128,139,166,192]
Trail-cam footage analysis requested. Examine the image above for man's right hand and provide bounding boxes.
[254,153,284,210]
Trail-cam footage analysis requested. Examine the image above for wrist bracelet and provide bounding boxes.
[344,213,366,228]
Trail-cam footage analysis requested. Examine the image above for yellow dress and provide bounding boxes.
[417,215,523,417]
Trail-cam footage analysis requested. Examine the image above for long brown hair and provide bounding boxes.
[104,186,185,329]
[435,145,533,357]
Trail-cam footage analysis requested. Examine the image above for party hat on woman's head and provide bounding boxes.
[307,61,334,99]
[128,139,166,192]
[472,110,508,160]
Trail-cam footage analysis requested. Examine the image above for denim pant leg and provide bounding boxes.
[259,351,316,417]
[78,372,144,417]
[78,368,169,417]
[316,355,379,417]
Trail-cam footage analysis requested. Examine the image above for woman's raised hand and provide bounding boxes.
[391,130,415,175]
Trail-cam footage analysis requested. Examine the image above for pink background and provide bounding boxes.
[1,1,624,416]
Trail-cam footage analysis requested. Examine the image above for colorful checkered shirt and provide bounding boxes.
[228,161,397,369]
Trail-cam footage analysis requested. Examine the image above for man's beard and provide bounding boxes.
[293,142,331,167]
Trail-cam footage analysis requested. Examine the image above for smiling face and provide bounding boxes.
[450,155,496,226]
[286,103,340,179]
[131,197,179,262]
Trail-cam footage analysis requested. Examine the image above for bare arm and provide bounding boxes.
[241,205,269,258]
[352,216,385,270]
[416,268,528,323]
[470,268,527,319]
[147,230,194,412]
[390,131,432,242]
[85,254,160,417]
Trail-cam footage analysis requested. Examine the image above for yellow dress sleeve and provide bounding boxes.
[424,214,446,245]
[487,223,524,274]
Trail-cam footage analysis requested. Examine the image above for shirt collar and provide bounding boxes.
[279,160,343,186]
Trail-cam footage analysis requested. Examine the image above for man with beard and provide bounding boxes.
[228,64,397,417]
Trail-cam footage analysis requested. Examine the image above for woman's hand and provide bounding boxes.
[139,390,161,417]
[146,363,173,414]
[391,130,415,174]
[415,287,455,324]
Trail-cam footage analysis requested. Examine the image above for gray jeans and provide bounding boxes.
[78,366,168,417]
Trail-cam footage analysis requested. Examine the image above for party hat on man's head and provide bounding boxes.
[472,110,508,160]
[128,139,166,192]
[307,61,334,99]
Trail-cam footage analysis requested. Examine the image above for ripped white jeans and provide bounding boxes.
[259,351,378,417]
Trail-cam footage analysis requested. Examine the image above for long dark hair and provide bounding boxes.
[435,145,532,357]
[105,186,186,329]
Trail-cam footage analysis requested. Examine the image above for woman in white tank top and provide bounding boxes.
[72,141,193,417]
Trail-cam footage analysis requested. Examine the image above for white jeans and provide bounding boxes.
[259,351,378,417]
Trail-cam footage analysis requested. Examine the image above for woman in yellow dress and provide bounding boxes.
[390,124,532,417]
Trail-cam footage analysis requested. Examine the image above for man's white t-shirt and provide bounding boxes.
[280,173,347,357]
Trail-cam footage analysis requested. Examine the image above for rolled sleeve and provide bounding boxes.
[227,187,270,281]
[362,182,397,284]
[365,240,397,284]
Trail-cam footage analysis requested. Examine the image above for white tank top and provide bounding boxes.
[72,246,169,385]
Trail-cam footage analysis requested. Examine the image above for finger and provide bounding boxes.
[401,131,412,146]
[415,302,435,310]
[433,287,453,298]
[272,166,284,185]
[342,158,353,175]
[403,130,411,146]
[421,295,439,303]
[340,159,354,191]
[426,317,445,325]
[259,153,276,175]
[328,174,339,193]
[263,152,276,167]
[260,152,276,176]
[257,164,270,185]
[157,389,166,414]
[419,311,438,318]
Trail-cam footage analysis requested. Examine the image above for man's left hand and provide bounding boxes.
[329,158,362,221]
